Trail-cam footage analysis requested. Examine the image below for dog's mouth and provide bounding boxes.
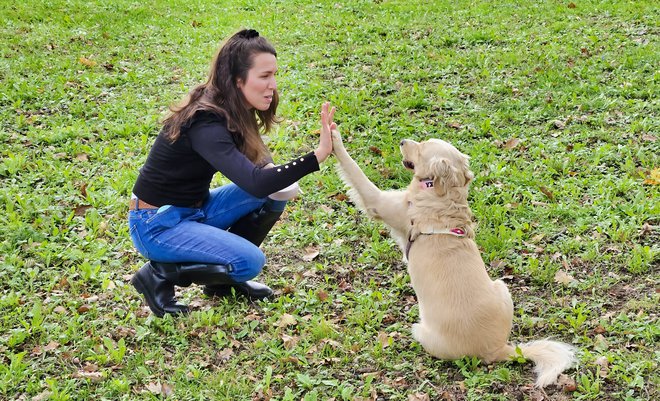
[402,160,415,170]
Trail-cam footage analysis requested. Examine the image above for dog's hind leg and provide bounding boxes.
[412,323,458,360]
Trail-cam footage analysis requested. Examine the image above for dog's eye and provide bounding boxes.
[403,160,415,170]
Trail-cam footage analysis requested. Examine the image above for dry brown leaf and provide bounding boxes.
[79,56,97,67]
[595,356,610,377]
[217,348,233,362]
[504,138,520,149]
[32,390,52,401]
[557,374,577,392]
[539,186,555,200]
[408,393,430,401]
[281,334,299,350]
[643,168,660,185]
[377,331,391,348]
[43,341,60,352]
[369,145,382,155]
[554,270,576,285]
[75,153,89,162]
[302,247,320,262]
[593,334,609,351]
[276,313,297,328]
[552,119,566,129]
[74,205,92,216]
[317,289,329,301]
[73,370,103,382]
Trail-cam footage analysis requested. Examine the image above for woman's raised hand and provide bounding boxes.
[314,102,336,163]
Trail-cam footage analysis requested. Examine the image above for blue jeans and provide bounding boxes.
[128,184,285,282]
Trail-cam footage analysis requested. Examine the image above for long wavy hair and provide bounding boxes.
[162,29,279,165]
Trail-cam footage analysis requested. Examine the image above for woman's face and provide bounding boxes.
[237,52,277,111]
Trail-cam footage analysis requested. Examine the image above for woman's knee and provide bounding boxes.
[229,248,266,282]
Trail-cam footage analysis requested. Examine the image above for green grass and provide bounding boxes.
[1,0,658,400]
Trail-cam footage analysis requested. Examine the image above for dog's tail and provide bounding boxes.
[496,340,576,387]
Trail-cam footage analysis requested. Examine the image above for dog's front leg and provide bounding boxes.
[331,131,409,241]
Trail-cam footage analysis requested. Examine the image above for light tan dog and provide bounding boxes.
[332,132,575,387]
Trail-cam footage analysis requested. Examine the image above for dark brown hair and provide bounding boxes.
[162,29,279,164]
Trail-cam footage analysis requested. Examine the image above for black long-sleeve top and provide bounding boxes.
[132,111,319,207]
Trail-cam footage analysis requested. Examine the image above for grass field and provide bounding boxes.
[1,0,658,400]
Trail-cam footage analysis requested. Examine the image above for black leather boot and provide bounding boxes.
[203,206,282,300]
[130,261,190,318]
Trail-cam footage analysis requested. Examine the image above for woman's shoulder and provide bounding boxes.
[181,109,229,134]
[188,109,226,126]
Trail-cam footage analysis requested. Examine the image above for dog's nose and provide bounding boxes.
[400,139,405,146]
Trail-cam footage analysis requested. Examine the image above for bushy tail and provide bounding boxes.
[499,340,576,387]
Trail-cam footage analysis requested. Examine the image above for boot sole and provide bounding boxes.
[204,285,273,301]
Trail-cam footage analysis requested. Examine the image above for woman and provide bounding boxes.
[128,29,336,317]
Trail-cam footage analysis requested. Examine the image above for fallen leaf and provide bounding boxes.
[74,205,92,216]
[552,119,566,129]
[79,56,97,67]
[567,2,577,9]
[504,138,520,149]
[317,289,329,301]
[333,193,349,202]
[146,382,161,394]
[32,390,52,401]
[641,134,656,142]
[408,393,430,401]
[276,313,297,328]
[593,334,609,351]
[75,153,89,162]
[73,370,103,382]
[594,356,609,377]
[161,383,174,397]
[369,146,382,155]
[43,341,60,352]
[643,168,660,185]
[447,121,462,129]
[281,334,299,350]
[302,247,320,262]
[554,270,576,285]
[217,348,233,362]
[557,374,577,392]
[539,186,554,200]
[377,331,391,348]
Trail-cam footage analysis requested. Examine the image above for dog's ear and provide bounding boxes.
[430,155,473,194]
[458,153,474,186]
[429,157,458,196]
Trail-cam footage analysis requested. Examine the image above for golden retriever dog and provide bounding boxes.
[331,132,575,387]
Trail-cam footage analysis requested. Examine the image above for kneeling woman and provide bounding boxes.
[128,29,336,317]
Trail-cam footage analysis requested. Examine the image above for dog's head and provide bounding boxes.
[400,138,474,196]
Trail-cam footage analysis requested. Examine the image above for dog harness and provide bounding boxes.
[405,178,467,258]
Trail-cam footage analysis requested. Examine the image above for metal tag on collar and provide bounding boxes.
[420,179,434,189]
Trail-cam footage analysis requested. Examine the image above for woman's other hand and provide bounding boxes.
[314,102,336,163]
